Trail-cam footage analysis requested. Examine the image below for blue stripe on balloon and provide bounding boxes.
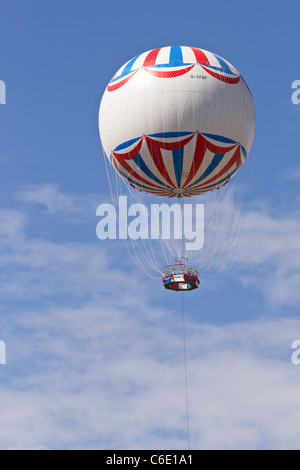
[194,167,239,191]
[114,133,246,159]
[123,56,138,75]
[169,46,184,66]
[133,153,174,189]
[187,153,225,188]
[210,53,235,75]
[145,63,192,69]
[201,133,247,157]
[145,47,192,69]
[113,132,194,152]
[113,133,193,153]
[118,168,172,194]
[114,136,141,152]
[201,133,237,144]
[240,146,248,159]
[110,55,140,82]
[172,147,184,188]
[111,47,192,81]
[148,131,193,139]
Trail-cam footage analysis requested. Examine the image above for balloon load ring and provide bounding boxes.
[162,260,200,291]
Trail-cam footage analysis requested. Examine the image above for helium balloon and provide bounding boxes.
[99,46,256,198]
[98,46,256,290]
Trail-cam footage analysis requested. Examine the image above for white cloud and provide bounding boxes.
[1,301,300,449]
[232,206,300,307]
[0,208,26,237]
[281,164,300,182]
[3,183,300,308]
[0,184,300,449]
[15,183,105,224]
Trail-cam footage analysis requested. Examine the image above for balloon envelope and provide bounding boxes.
[99,46,256,198]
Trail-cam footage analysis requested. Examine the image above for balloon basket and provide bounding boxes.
[162,262,200,292]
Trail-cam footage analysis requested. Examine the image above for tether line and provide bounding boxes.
[181,291,190,450]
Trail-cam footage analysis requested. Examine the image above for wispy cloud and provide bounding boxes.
[1,302,300,449]
[280,164,300,182]
[15,184,105,224]
[0,184,300,449]
[232,206,300,308]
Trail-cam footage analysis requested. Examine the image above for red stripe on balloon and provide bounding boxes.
[146,134,195,189]
[144,64,194,78]
[113,155,167,191]
[190,47,210,65]
[201,66,240,84]
[107,70,138,92]
[183,134,238,189]
[182,134,208,188]
[112,139,173,191]
[143,48,161,66]
[190,146,241,189]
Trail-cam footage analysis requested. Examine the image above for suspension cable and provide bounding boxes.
[181,292,190,450]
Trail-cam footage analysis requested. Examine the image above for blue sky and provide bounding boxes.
[0,0,300,450]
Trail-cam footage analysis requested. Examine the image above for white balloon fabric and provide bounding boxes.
[99,46,256,198]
